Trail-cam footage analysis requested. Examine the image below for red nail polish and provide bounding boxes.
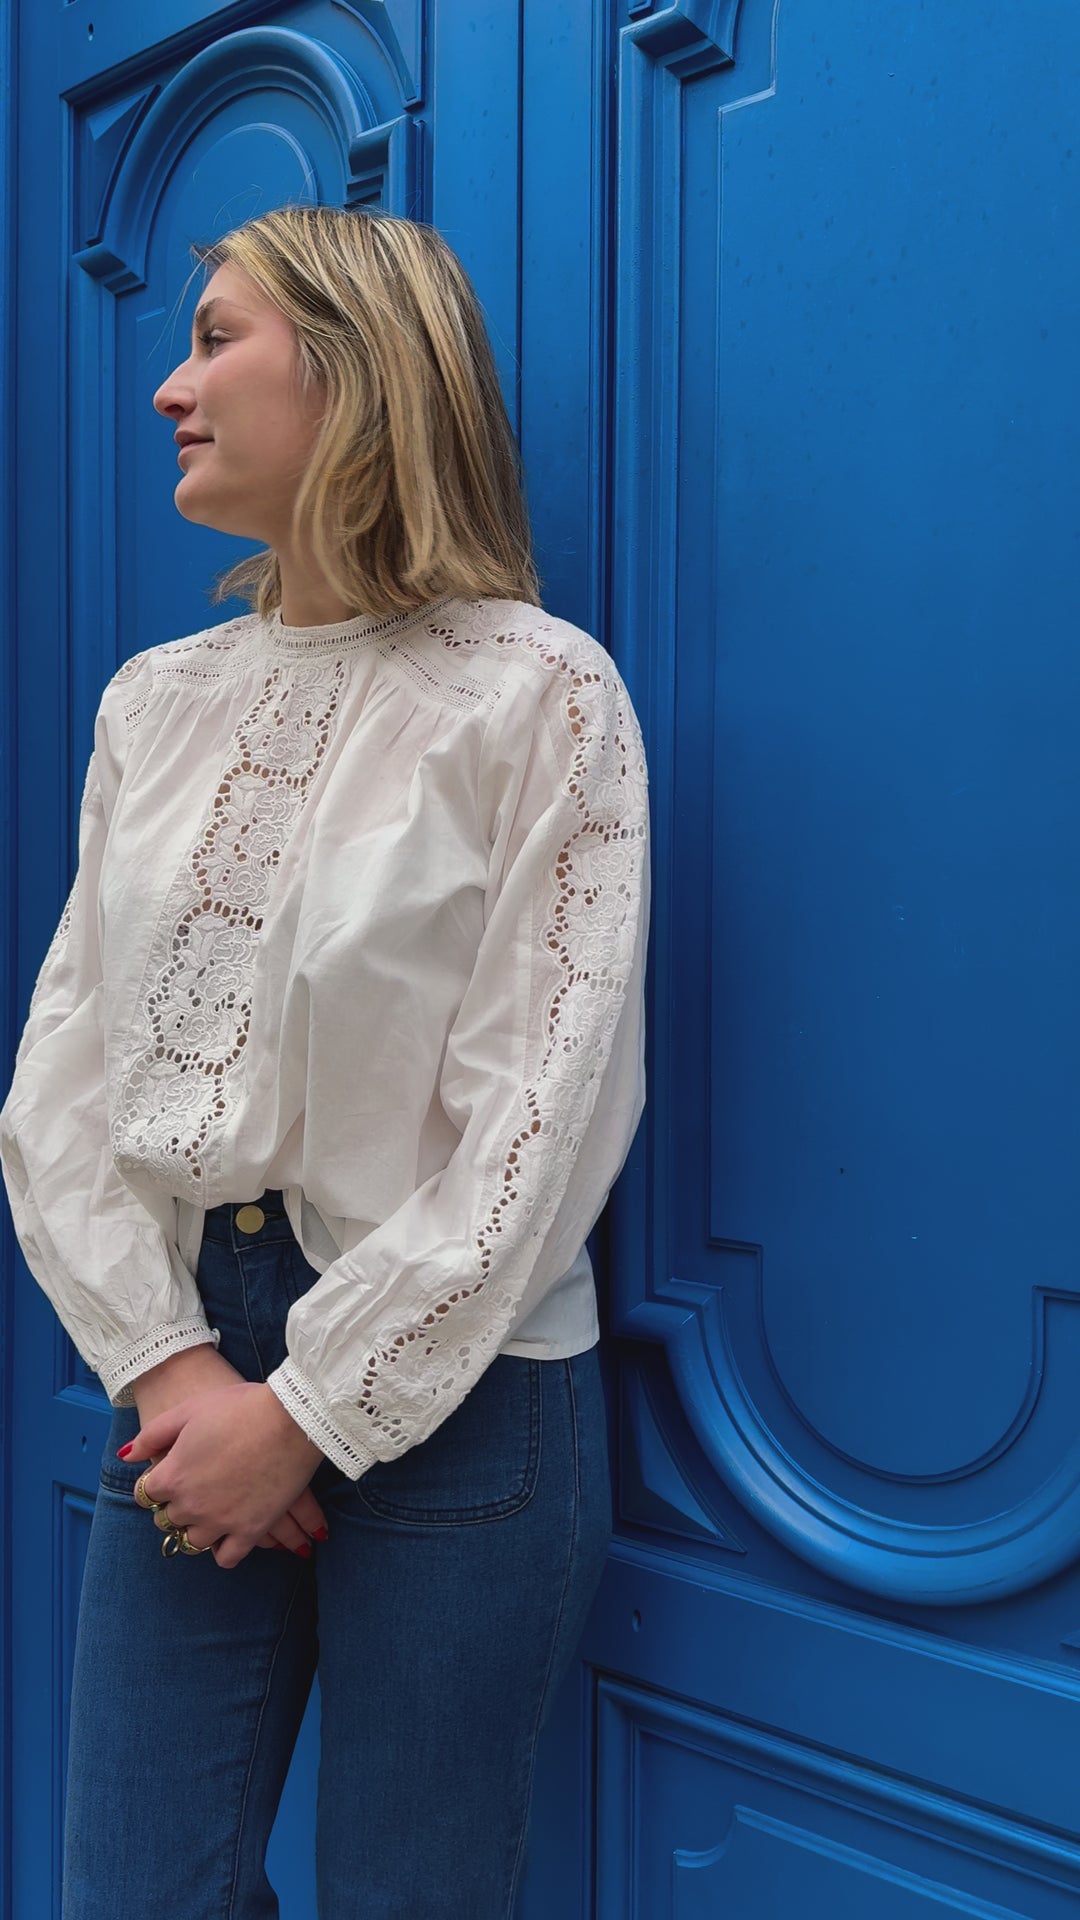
[116,1443,134,1458]
[294,1543,313,1559]
[311,1526,329,1541]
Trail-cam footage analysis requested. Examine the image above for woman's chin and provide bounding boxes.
[173,490,262,542]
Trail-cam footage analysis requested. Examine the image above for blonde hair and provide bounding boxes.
[185,204,542,620]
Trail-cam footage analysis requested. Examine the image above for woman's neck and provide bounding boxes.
[275,548,360,629]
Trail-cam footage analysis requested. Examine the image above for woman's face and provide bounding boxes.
[152,263,325,547]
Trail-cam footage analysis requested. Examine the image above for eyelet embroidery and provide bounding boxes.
[110,657,350,1199]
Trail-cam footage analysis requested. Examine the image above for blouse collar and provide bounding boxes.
[261,594,459,655]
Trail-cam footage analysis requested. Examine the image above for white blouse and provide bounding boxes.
[0,594,650,1479]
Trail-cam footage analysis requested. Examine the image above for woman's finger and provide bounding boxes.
[117,1403,191,1466]
[136,1453,171,1507]
[172,1525,223,1553]
[212,1532,255,1570]
[288,1488,328,1537]
[154,1513,315,1556]
[268,1513,317,1556]
[159,1515,310,1557]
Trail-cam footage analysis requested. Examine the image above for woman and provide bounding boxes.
[0,203,650,1918]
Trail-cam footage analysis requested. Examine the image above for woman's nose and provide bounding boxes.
[153,368,189,417]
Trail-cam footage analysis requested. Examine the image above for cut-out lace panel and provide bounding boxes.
[110,656,351,1201]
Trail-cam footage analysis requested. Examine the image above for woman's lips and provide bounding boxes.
[177,441,211,461]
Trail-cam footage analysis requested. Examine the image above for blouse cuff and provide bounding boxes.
[100,1320,222,1407]
[265,1355,381,1481]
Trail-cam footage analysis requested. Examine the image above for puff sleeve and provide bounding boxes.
[0,656,221,1403]
[266,636,651,1478]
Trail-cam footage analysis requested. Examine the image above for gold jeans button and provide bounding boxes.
[235,1204,266,1234]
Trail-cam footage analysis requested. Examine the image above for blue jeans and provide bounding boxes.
[62,1191,611,1918]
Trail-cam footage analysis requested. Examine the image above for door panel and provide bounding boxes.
[595,1680,1073,1920]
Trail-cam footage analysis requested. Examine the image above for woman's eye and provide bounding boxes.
[198,329,226,352]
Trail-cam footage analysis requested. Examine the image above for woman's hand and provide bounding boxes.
[129,1353,328,1563]
[123,1381,328,1567]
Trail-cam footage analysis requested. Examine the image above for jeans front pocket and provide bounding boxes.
[97,1402,145,1495]
[356,1355,542,1524]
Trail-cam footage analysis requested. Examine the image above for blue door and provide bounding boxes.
[522,4,1080,1915]
[4,2,1080,1916]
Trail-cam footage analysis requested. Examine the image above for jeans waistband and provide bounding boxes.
[200,1189,293,1245]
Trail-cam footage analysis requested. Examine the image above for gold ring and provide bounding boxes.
[178,1529,212,1556]
[162,1531,184,1557]
[134,1470,167,1512]
[153,1505,175,1533]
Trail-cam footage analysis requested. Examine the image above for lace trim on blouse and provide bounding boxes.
[98,1317,222,1406]
[268,1355,379,1479]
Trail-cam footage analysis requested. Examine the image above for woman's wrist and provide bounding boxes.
[132,1341,234,1415]
[258,1382,327,1471]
